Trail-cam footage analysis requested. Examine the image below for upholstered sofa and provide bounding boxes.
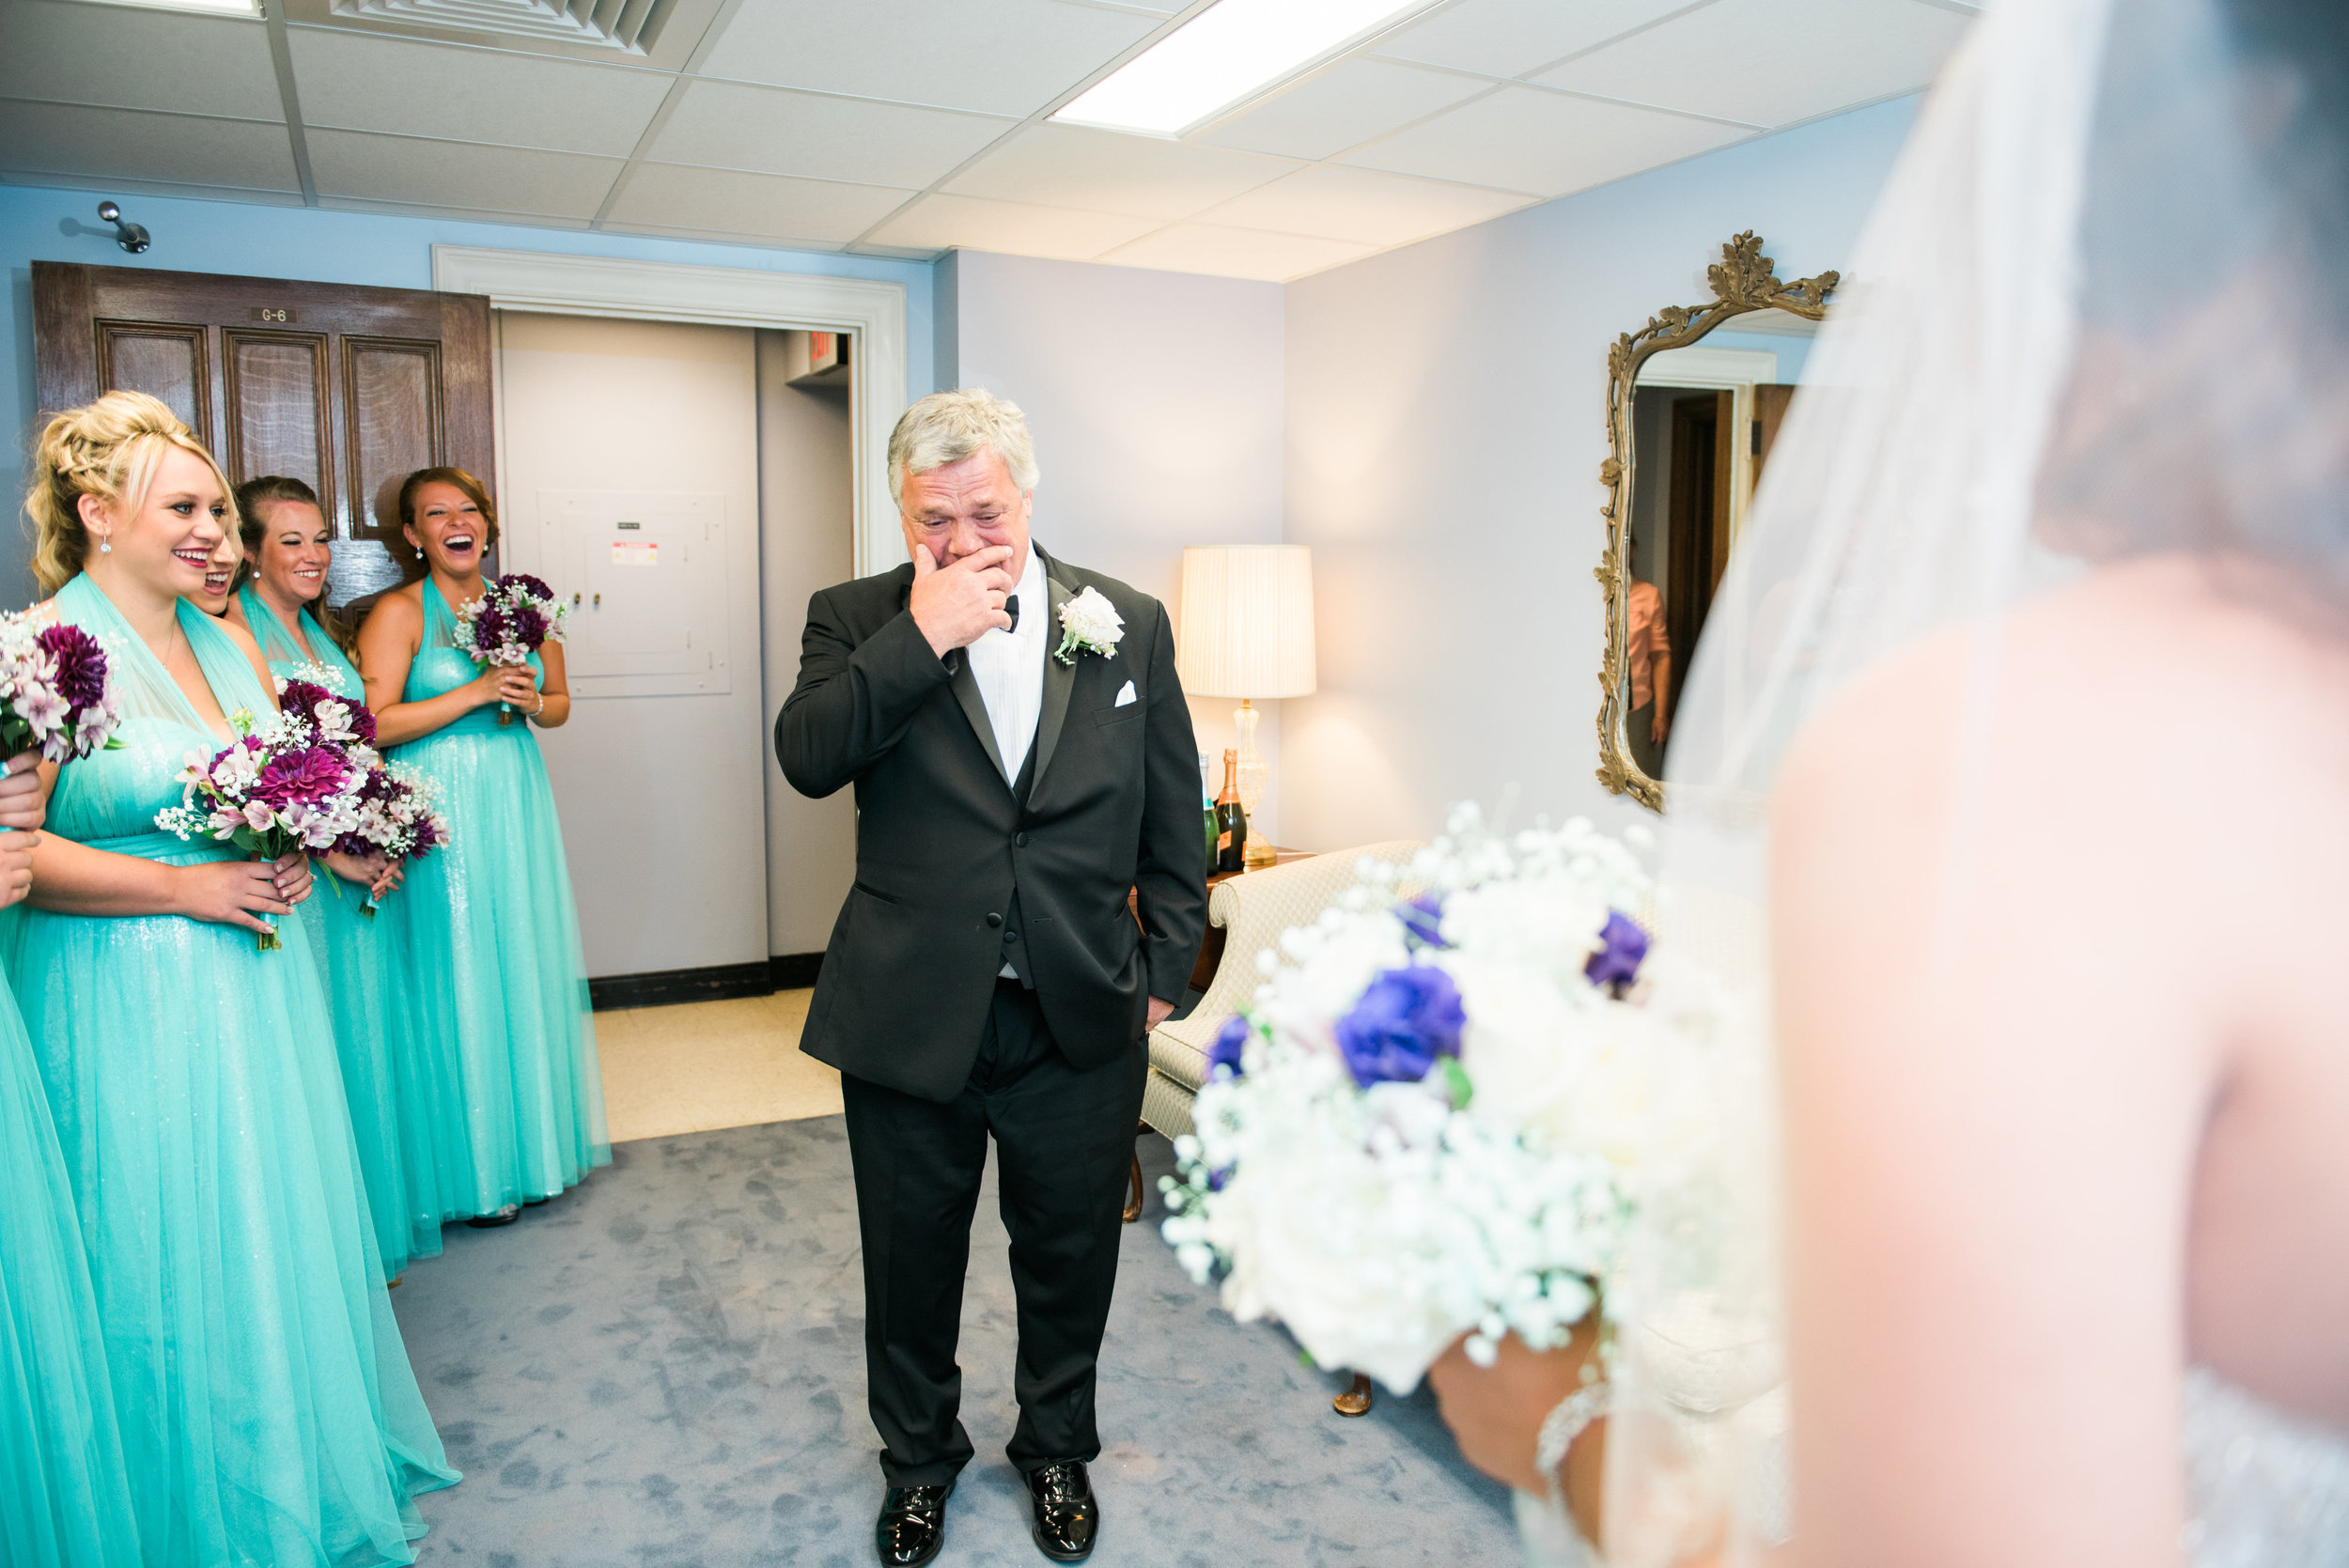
[1142,840,1426,1141]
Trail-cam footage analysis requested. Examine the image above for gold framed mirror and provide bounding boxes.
[1595,232,1839,811]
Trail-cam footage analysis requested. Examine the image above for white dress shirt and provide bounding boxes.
[962,541,1047,784]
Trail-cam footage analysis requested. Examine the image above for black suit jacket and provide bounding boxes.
[777,545,1208,1102]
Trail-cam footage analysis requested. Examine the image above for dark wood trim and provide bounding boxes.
[769,952,824,990]
[32,262,98,417]
[585,953,826,1011]
[589,961,771,1012]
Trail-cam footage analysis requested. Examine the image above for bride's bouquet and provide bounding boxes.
[1162,806,1713,1392]
[155,692,369,951]
[455,574,567,725]
[333,764,449,917]
[0,611,123,765]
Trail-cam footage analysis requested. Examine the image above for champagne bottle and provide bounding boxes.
[1199,752,1218,874]
[1215,748,1249,874]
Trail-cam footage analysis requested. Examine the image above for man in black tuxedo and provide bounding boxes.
[777,389,1206,1566]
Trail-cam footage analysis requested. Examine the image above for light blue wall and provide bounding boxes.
[1,181,937,606]
[1279,94,1919,848]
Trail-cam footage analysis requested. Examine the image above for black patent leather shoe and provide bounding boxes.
[1025,1461,1097,1562]
[876,1482,952,1566]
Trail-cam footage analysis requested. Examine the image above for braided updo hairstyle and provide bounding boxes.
[25,391,238,596]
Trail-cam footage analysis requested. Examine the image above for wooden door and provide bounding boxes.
[32,262,492,608]
[1757,380,1804,483]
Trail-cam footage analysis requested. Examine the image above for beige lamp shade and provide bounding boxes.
[1176,545,1316,699]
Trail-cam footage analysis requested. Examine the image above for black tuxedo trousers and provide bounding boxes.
[844,979,1144,1485]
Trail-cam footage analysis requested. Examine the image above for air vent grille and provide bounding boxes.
[331,0,673,53]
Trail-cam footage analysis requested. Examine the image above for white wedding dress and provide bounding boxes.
[1577,0,2349,1561]
[2182,1373,2349,1567]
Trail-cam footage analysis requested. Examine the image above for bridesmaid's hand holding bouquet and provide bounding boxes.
[455,574,568,726]
[154,696,368,951]
[333,764,449,917]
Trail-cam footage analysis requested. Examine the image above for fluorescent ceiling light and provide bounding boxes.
[70,0,262,15]
[1051,0,1445,140]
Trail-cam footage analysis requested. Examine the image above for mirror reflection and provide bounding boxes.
[1620,315,1814,781]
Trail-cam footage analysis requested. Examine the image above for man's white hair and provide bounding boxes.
[887,387,1040,505]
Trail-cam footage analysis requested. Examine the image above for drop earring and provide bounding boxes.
[97,537,112,554]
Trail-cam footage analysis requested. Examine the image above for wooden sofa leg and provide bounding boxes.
[1334,1373,1374,1417]
[1123,1153,1143,1224]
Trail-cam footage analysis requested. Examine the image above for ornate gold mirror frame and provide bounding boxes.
[1595,232,1839,811]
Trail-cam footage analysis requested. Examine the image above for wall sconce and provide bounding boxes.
[97,201,150,255]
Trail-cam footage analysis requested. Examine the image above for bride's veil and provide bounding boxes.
[1599,0,2349,1560]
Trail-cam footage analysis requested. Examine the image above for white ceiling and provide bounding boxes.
[0,0,1978,282]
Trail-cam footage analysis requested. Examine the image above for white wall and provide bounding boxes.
[755,332,858,956]
[495,311,768,977]
[945,251,1290,843]
[1279,96,1918,849]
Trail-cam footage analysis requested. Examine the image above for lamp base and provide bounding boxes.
[1242,840,1280,871]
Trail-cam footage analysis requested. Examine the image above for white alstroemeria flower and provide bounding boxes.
[1052,586,1124,665]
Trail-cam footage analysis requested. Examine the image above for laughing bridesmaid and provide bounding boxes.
[227,474,436,1281]
[357,467,607,1229]
[14,393,459,1563]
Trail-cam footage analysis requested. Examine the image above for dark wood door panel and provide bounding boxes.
[225,330,333,516]
[31,261,492,610]
[340,336,444,604]
[97,322,210,440]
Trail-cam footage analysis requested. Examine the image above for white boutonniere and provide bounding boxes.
[1053,586,1124,665]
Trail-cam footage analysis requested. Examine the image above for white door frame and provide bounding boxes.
[431,244,910,577]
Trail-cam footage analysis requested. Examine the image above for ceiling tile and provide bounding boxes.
[0,169,307,209]
[646,80,1014,189]
[864,194,1161,261]
[1198,58,1489,162]
[305,128,621,216]
[0,6,281,117]
[1339,85,1748,196]
[0,100,298,191]
[1371,0,1702,79]
[1203,163,1534,247]
[1098,223,1373,283]
[287,29,670,155]
[943,124,1298,221]
[1534,0,1970,128]
[697,0,1159,118]
[600,220,847,251]
[318,196,592,229]
[606,163,917,241]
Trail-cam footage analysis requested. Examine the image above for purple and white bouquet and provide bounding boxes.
[334,764,449,917]
[1162,807,1722,1393]
[155,693,369,951]
[0,609,123,766]
[455,573,568,726]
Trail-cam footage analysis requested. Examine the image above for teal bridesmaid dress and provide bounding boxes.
[0,954,139,1566]
[239,583,439,1281]
[11,575,459,1565]
[385,580,607,1220]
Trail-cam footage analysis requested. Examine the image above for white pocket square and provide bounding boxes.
[1113,680,1137,707]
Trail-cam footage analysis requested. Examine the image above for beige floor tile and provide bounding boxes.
[597,988,842,1144]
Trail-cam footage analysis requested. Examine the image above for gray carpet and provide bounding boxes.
[392,1117,1518,1566]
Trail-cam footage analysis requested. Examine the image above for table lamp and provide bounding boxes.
[1175,545,1315,869]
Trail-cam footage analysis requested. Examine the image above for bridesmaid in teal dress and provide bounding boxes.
[226,474,438,1282]
[17,394,459,1563]
[357,466,608,1228]
[0,753,139,1565]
